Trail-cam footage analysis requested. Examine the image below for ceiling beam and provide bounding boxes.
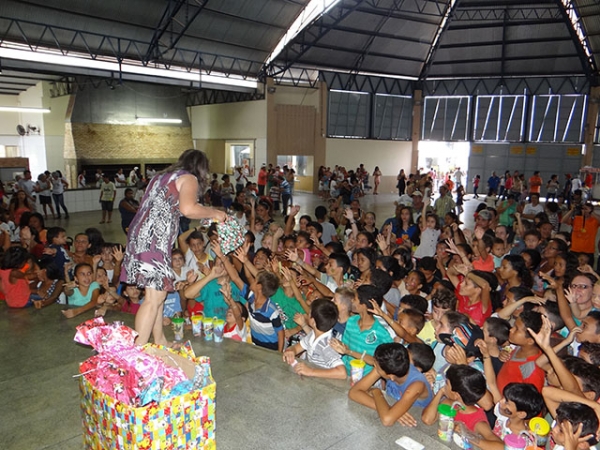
[439,36,573,49]
[419,0,460,81]
[144,0,209,64]
[448,18,564,30]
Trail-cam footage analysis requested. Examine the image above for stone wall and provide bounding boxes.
[71,123,193,163]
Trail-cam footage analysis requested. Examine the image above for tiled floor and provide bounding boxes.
[2,191,482,450]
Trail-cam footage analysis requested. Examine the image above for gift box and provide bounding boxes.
[201,216,245,255]
[79,344,216,449]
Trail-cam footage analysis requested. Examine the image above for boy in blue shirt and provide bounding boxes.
[349,343,433,427]
[44,226,71,280]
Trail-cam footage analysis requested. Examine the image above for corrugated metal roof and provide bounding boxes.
[0,0,597,89]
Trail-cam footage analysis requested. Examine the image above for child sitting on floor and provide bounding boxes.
[62,263,100,318]
[422,364,500,444]
[474,383,544,448]
[0,246,34,308]
[221,282,250,343]
[283,298,346,380]
[349,343,433,427]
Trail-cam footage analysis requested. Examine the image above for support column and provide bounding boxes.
[583,86,600,167]
[266,77,277,165]
[411,90,423,173]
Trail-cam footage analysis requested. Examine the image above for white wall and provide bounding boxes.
[42,82,70,172]
[272,86,320,110]
[189,100,267,140]
[326,138,412,193]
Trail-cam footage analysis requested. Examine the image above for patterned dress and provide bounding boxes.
[121,170,187,291]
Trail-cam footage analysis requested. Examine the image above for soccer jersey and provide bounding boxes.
[341,315,394,376]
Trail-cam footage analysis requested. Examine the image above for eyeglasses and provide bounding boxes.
[570,284,592,290]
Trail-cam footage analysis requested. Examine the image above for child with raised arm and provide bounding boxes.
[349,343,432,427]
[471,383,544,449]
[330,284,394,376]
[283,298,346,380]
[61,263,100,318]
[422,365,500,444]
[220,282,249,342]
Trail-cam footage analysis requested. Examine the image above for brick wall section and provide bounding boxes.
[70,123,193,160]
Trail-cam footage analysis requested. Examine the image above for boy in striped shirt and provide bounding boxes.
[247,271,285,352]
[283,299,346,379]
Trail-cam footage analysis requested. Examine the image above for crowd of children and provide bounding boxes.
[3,167,600,449]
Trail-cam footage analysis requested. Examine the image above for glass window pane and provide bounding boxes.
[328,90,371,138]
[422,96,470,141]
[373,94,412,140]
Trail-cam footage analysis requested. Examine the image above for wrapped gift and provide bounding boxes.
[76,319,216,449]
[201,215,245,255]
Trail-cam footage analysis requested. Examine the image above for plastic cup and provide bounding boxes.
[349,359,366,386]
[191,315,203,337]
[172,317,185,341]
[213,319,225,343]
[437,404,457,442]
[203,317,214,341]
[504,434,527,450]
[529,417,550,448]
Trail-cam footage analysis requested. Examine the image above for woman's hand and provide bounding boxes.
[214,210,227,222]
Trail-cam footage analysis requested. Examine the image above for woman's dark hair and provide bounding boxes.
[85,227,105,255]
[548,238,568,254]
[374,343,410,378]
[354,247,377,271]
[377,256,400,273]
[392,247,414,271]
[356,231,376,247]
[1,246,30,270]
[502,254,533,288]
[470,270,501,310]
[446,364,487,405]
[503,383,544,420]
[521,249,542,270]
[28,212,46,230]
[555,251,580,286]
[164,149,210,192]
[399,206,414,226]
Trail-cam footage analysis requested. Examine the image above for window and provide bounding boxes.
[473,95,525,142]
[226,141,254,176]
[529,94,586,143]
[328,90,371,138]
[422,96,471,141]
[373,94,412,140]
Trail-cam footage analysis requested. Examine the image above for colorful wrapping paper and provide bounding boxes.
[79,354,216,449]
[201,216,245,255]
[77,322,216,449]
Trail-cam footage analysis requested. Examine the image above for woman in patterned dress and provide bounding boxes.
[121,149,227,345]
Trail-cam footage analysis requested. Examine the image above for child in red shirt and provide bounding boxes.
[496,311,546,393]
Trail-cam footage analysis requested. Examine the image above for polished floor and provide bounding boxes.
[2,191,483,450]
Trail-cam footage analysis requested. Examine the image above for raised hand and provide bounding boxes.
[186,269,197,284]
[366,298,383,317]
[526,314,552,351]
[285,249,299,263]
[474,339,490,358]
[112,246,124,262]
[210,240,223,258]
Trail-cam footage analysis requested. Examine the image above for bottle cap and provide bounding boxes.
[438,404,457,417]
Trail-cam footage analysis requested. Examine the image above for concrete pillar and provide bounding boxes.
[411,90,423,173]
[266,78,277,166]
[583,86,600,167]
